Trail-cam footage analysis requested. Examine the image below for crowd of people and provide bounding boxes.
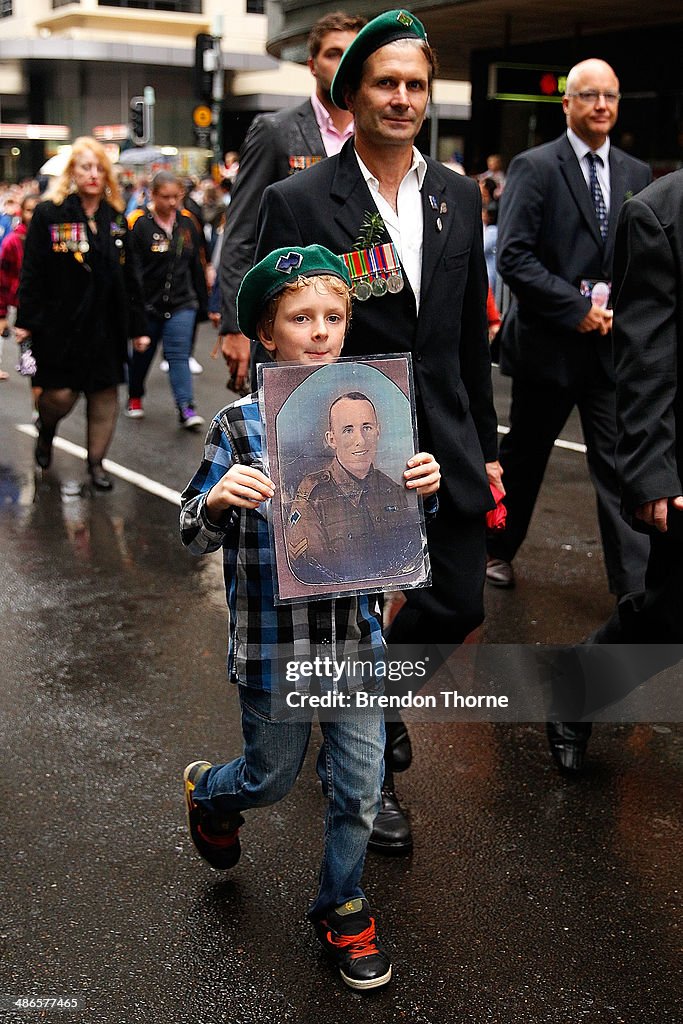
[3,4,681,997]
[0,150,242,471]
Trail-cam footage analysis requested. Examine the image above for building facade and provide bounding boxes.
[266,0,683,175]
[0,0,311,178]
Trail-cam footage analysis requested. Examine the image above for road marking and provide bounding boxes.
[16,421,586,504]
[497,424,587,454]
[15,424,183,506]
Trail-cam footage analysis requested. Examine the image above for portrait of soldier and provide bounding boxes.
[285,390,424,584]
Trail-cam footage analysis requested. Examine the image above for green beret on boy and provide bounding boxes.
[330,9,428,110]
[237,244,351,341]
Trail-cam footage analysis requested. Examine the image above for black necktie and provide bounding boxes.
[586,152,608,241]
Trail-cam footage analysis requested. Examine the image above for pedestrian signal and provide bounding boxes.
[129,98,146,145]
[194,33,215,102]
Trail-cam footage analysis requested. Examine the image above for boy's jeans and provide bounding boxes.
[128,307,196,410]
[191,685,385,921]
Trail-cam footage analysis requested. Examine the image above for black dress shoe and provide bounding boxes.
[385,719,412,773]
[368,786,413,854]
[35,421,53,469]
[485,557,515,588]
[546,721,593,773]
[88,463,113,491]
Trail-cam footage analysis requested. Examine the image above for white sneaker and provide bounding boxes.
[189,357,204,375]
[160,359,169,372]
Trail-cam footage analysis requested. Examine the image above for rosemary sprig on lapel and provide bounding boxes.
[355,211,386,250]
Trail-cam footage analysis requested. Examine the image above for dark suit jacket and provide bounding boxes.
[219,99,325,334]
[497,133,651,387]
[255,140,497,517]
[17,194,146,365]
[612,170,683,515]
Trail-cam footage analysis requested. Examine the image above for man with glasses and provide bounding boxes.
[486,58,653,769]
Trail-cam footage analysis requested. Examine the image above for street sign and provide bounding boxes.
[0,124,69,140]
[193,105,212,129]
[193,127,212,147]
[488,63,568,103]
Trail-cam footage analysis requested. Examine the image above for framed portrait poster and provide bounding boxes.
[258,354,431,603]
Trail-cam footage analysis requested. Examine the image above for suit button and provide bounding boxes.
[415,353,423,362]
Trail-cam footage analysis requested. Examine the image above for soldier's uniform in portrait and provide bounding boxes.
[286,458,422,584]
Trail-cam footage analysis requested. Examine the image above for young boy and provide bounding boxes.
[179,245,440,991]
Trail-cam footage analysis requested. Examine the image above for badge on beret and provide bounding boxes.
[276,251,304,275]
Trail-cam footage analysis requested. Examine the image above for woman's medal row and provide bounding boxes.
[50,222,90,254]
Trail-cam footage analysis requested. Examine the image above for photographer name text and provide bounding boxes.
[285,690,509,709]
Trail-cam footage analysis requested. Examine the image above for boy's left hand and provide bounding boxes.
[404,452,440,497]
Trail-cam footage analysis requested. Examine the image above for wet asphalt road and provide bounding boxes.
[1,328,681,1023]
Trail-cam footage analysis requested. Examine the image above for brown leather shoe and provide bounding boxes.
[486,556,515,588]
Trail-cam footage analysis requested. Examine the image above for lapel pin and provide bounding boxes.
[428,195,438,210]
[436,217,443,232]
[440,201,448,214]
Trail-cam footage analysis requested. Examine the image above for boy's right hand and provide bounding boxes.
[207,465,275,518]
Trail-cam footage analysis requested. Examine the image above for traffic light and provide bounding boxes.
[194,33,215,102]
[129,98,146,144]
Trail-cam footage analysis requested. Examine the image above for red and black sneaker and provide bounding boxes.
[183,761,244,870]
[314,898,392,991]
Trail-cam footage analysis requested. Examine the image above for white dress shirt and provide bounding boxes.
[567,127,612,212]
[354,146,427,309]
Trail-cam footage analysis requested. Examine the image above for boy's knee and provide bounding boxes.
[245,764,298,805]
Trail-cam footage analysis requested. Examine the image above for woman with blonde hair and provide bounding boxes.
[17,136,149,490]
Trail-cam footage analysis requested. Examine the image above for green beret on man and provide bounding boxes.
[330,9,428,110]
[237,244,351,340]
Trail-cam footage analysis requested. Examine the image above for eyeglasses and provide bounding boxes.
[567,90,621,104]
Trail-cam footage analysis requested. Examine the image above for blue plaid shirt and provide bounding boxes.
[180,394,388,693]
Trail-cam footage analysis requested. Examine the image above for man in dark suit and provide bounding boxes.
[486,59,651,600]
[591,170,683,643]
[218,11,365,388]
[255,10,501,852]
[546,171,683,773]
